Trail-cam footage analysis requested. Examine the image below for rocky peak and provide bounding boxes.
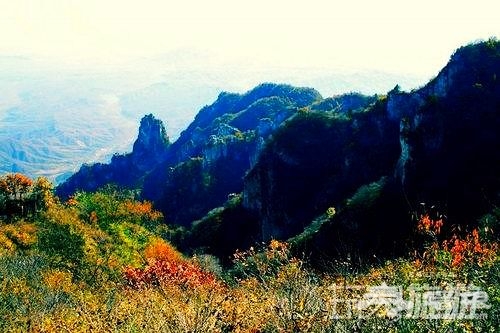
[56,114,172,198]
[391,40,500,224]
[387,39,499,121]
[132,114,170,156]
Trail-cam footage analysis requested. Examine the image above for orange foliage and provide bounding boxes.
[121,200,163,220]
[0,173,33,199]
[417,214,443,235]
[144,239,182,264]
[66,196,78,207]
[443,228,496,268]
[0,222,37,251]
[124,260,217,289]
[269,239,287,251]
[416,214,498,271]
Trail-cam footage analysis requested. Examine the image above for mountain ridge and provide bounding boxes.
[57,39,500,262]
[0,54,423,183]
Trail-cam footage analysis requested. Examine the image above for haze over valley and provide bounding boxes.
[0,53,424,182]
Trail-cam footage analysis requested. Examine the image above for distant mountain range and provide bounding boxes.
[57,40,500,262]
[0,52,425,183]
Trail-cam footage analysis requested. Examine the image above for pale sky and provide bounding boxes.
[1,0,499,76]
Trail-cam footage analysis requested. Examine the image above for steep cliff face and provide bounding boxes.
[243,99,400,240]
[388,45,488,184]
[58,83,377,228]
[391,41,500,224]
[131,114,170,168]
[56,40,500,262]
[57,83,330,220]
[242,40,500,256]
[56,114,170,197]
[142,84,326,225]
[164,83,322,164]
[142,86,379,226]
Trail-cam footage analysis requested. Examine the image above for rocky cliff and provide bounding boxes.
[391,41,500,224]
[141,84,326,225]
[242,98,400,240]
[56,114,170,197]
[131,114,170,168]
[239,40,500,261]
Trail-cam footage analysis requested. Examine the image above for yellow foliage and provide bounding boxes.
[0,221,37,252]
[0,232,15,253]
[0,193,499,332]
[43,270,74,293]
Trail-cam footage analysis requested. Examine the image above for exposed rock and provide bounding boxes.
[141,84,325,225]
[243,100,401,240]
[58,40,500,262]
[131,114,170,167]
[393,41,500,224]
[56,114,170,197]
[242,40,500,255]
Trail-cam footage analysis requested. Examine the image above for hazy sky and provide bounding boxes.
[1,0,499,76]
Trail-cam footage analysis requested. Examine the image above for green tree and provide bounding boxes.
[38,222,85,274]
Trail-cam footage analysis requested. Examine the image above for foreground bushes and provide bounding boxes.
[0,175,499,331]
[1,232,498,332]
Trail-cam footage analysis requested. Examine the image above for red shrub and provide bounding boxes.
[124,240,216,288]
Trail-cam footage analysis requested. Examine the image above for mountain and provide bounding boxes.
[0,54,423,184]
[58,84,379,225]
[243,39,500,261]
[0,70,137,183]
[0,63,223,184]
[58,39,500,263]
[185,40,500,261]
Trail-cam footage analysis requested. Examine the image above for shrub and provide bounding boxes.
[124,239,217,289]
[37,221,85,274]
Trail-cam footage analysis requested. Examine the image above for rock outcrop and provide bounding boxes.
[243,98,400,240]
[131,114,170,168]
[142,84,325,225]
[392,41,500,224]
[56,114,170,197]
